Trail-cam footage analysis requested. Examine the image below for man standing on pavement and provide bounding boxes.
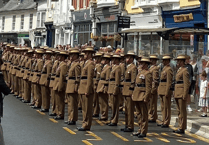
[92,52,103,117]
[77,47,95,131]
[96,53,111,121]
[39,50,53,112]
[148,54,159,123]
[173,54,190,134]
[132,57,152,138]
[107,54,121,126]
[158,54,173,128]
[78,53,85,110]
[121,51,137,132]
[65,48,81,125]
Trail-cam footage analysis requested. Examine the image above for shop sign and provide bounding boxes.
[173,13,193,23]
[118,16,130,28]
[18,34,29,37]
[72,10,91,22]
[99,15,117,23]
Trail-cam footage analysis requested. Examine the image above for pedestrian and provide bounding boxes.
[190,55,198,105]
[173,54,190,134]
[199,70,208,117]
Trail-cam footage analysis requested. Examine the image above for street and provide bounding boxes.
[2,94,209,145]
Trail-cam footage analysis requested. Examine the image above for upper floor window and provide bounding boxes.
[29,14,33,29]
[37,12,46,28]
[2,16,5,31]
[41,12,46,27]
[20,15,24,30]
[12,15,16,30]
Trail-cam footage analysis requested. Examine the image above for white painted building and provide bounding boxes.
[0,0,37,46]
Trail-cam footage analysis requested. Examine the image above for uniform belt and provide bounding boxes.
[81,77,87,79]
[160,79,167,82]
[136,84,145,87]
[25,68,29,70]
[56,75,60,77]
[100,78,105,80]
[50,78,55,80]
[15,67,20,70]
[34,70,38,72]
[68,77,76,80]
[27,73,30,75]
[37,74,41,77]
[124,79,131,82]
[21,70,24,73]
[30,74,33,76]
[93,76,96,78]
[42,72,47,74]
[176,81,183,84]
[51,74,56,76]
[109,79,115,81]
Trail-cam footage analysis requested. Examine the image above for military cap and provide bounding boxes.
[125,50,137,57]
[35,49,45,54]
[112,54,121,59]
[93,52,103,57]
[59,50,69,55]
[102,53,111,59]
[82,46,95,53]
[149,54,159,59]
[79,52,85,56]
[162,54,172,60]
[140,57,151,63]
[45,50,53,54]
[69,48,80,54]
[175,54,187,60]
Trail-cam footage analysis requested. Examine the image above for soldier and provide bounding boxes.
[173,54,190,134]
[22,49,34,103]
[148,54,159,123]
[107,54,121,126]
[65,48,81,125]
[157,54,173,128]
[132,57,152,138]
[78,53,85,110]
[1,44,10,84]
[119,54,125,112]
[39,50,53,112]
[49,50,60,116]
[9,47,16,93]
[92,52,103,117]
[121,51,137,132]
[31,49,44,109]
[6,45,14,88]
[53,50,68,120]
[77,47,95,131]
[96,53,111,121]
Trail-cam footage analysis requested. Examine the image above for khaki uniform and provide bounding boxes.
[158,65,173,126]
[29,58,36,104]
[148,65,159,121]
[1,51,9,83]
[119,62,125,110]
[39,60,52,110]
[174,67,190,130]
[23,57,32,102]
[132,69,152,135]
[12,54,21,96]
[122,63,137,129]
[32,59,44,107]
[6,52,13,88]
[66,60,81,121]
[93,63,102,115]
[78,61,85,109]
[9,54,16,92]
[108,64,121,124]
[78,60,95,130]
[97,64,111,120]
[49,60,59,114]
[53,61,68,118]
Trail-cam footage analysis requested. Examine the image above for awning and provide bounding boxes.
[120,27,209,40]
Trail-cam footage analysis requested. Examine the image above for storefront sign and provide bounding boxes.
[118,16,130,28]
[173,13,193,23]
[72,9,91,22]
[99,15,118,23]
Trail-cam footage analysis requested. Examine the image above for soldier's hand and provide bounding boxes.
[85,93,89,96]
[144,99,147,103]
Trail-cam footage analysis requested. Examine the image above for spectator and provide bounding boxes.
[190,55,198,105]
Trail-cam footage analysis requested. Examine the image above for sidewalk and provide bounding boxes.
[157,101,209,139]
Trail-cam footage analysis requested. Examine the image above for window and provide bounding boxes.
[41,12,46,27]
[12,15,16,30]
[37,13,40,27]
[29,14,33,29]
[2,16,5,31]
[20,15,24,30]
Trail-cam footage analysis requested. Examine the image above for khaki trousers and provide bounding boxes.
[81,94,93,130]
[50,88,56,114]
[21,78,24,98]
[41,85,51,109]
[18,77,22,97]
[34,84,42,107]
[31,83,35,104]
[14,75,19,96]
[7,72,11,88]
[54,90,65,118]
[160,93,171,126]
[148,93,158,121]
[124,96,134,129]
[23,80,31,101]
[175,98,187,130]
[135,101,148,135]
[93,90,100,115]
[78,94,82,109]
[110,94,119,124]
[67,93,78,121]
[98,93,108,120]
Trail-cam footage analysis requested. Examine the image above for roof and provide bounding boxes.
[0,0,10,9]
[0,0,36,12]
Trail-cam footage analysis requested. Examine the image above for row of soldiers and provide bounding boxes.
[0,43,190,138]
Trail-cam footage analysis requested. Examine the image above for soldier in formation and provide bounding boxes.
[0,43,191,136]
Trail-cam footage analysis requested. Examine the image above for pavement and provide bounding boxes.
[1,94,209,145]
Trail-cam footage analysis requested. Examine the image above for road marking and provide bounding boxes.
[148,133,170,143]
[82,140,93,145]
[95,120,104,126]
[161,133,196,143]
[36,110,45,115]
[134,137,153,142]
[49,118,58,123]
[86,131,102,141]
[111,132,129,141]
[63,127,76,135]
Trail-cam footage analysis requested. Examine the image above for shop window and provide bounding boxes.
[12,15,16,30]
[101,23,107,33]
[37,13,40,27]
[29,14,33,29]
[84,33,89,44]
[20,15,24,30]
[109,22,114,33]
[90,24,92,31]
[85,24,89,31]
[2,16,5,31]
[80,25,84,31]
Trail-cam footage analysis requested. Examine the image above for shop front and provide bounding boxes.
[162,0,207,54]
[17,34,31,47]
[34,30,46,47]
[0,33,18,44]
[72,9,92,47]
